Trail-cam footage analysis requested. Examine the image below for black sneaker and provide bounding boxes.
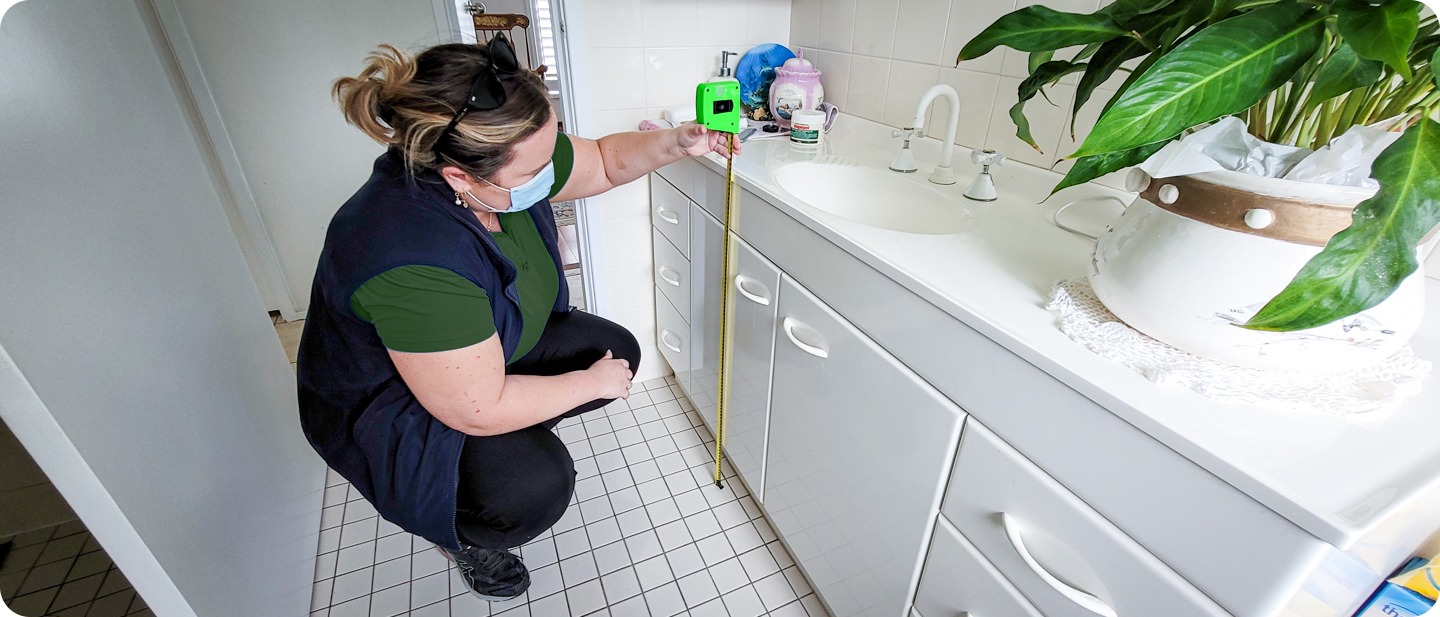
[437,544,530,601]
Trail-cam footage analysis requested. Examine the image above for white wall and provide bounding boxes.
[166,0,442,316]
[0,1,323,615]
[790,0,1117,173]
[566,0,792,382]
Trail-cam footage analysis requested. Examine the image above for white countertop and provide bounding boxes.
[698,114,1440,550]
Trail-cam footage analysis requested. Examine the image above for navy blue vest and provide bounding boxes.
[297,150,571,549]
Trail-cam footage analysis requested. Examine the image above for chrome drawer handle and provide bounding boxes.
[660,330,683,353]
[655,206,680,225]
[782,317,828,359]
[734,274,770,306]
[1000,513,1117,617]
[658,265,682,287]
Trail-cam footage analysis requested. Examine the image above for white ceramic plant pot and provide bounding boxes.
[1088,169,1431,372]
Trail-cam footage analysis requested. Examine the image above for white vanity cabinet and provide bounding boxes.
[765,273,965,617]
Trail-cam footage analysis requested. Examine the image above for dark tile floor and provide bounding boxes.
[0,521,150,617]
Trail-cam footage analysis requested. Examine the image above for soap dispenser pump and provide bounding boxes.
[716,51,739,81]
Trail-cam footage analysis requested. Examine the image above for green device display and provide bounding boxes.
[695,81,741,134]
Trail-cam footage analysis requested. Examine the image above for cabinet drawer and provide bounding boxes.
[651,175,690,258]
[944,421,1228,617]
[655,157,705,205]
[652,227,690,322]
[914,517,1042,617]
[655,288,690,396]
[725,233,781,503]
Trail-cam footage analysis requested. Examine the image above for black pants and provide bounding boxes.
[453,309,641,550]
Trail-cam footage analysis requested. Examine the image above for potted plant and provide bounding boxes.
[961,0,1439,370]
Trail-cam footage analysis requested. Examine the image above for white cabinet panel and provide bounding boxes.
[688,205,724,432]
[943,421,1229,617]
[914,516,1043,617]
[765,274,964,617]
[650,174,691,259]
[652,227,690,322]
[655,288,691,396]
[725,234,781,503]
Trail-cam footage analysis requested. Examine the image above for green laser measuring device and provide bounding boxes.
[695,81,742,134]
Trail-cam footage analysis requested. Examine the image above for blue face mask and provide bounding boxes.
[469,161,555,214]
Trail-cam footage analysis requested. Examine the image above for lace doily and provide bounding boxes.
[1047,279,1433,419]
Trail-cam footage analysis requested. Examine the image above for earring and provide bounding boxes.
[454,192,466,208]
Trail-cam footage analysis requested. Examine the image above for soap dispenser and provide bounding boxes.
[769,50,823,128]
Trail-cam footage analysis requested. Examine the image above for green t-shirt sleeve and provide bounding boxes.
[549,132,574,199]
[349,265,497,353]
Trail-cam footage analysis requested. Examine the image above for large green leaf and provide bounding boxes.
[1010,61,1088,151]
[1072,1,1210,137]
[1432,47,1439,86]
[1050,140,1169,195]
[957,6,1128,62]
[1208,0,1247,23]
[1101,0,1182,22]
[1072,38,1148,137]
[1335,0,1420,79]
[1309,42,1385,104]
[1070,3,1325,158]
[1243,118,1440,332]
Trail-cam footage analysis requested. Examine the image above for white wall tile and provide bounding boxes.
[986,76,1074,168]
[936,67,1000,150]
[586,110,648,138]
[587,49,649,110]
[881,61,940,129]
[942,0,1016,75]
[610,305,665,381]
[789,0,822,48]
[816,0,858,52]
[592,178,652,221]
[851,0,900,58]
[609,262,661,311]
[581,0,644,48]
[748,0,794,45]
[602,216,656,267]
[845,55,891,122]
[695,2,738,47]
[646,48,704,108]
[642,0,700,48]
[891,0,953,65]
[807,49,852,110]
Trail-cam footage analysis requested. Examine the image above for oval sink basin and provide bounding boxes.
[774,161,974,235]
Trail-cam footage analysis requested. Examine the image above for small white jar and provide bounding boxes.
[790,109,825,145]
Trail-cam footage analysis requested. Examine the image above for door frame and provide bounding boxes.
[146,0,299,321]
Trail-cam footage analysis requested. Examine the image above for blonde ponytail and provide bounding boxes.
[331,42,552,180]
[332,45,417,147]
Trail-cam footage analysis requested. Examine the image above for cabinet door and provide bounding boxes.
[914,517,1043,617]
[726,233,781,503]
[765,274,964,617]
[687,204,723,431]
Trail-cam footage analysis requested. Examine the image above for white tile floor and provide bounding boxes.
[309,376,831,617]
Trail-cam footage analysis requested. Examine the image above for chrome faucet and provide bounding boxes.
[888,84,960,185]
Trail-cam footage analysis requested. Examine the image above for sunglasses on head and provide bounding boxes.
[434,34,521,160]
